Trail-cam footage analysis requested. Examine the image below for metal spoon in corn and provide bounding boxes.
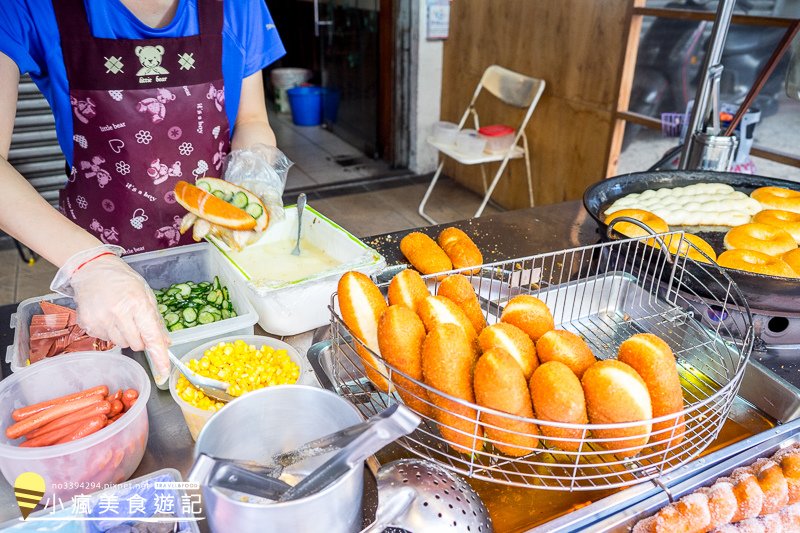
[168,349,234,403]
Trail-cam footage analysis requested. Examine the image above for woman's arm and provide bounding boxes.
[0,52,101,268]
[230,70,277,150]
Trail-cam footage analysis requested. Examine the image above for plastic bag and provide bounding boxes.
[223,144,293,223]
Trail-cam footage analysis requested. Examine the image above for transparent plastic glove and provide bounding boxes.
[223,143,292,222]
[50,245,171,382]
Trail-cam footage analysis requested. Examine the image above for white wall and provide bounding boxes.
[408,0,444,175]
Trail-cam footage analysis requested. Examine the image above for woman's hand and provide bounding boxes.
[51,246,171,382]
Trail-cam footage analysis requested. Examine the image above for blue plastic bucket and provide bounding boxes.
[287,86,322,126]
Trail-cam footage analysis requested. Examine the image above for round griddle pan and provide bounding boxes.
[583,170,800,314]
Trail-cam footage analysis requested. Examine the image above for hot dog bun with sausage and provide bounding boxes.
[617,333,685,449]
[387,268,430,312]
[175,180,258,231]
[501,295,555,342]
[438,227,483,274]
[338,271,392,392]
[530,361,588,452]
[400,232,453,275]
[378,305,431,417]
[478,323,538,379]
[437,274,486,333]
[474,348,539,456]
[422,324,483,455]
[535,330,596,379]
[581,359,653,457]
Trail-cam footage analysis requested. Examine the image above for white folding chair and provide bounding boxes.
[419,65,546,225]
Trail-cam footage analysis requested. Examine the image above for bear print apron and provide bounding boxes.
[53,0,231,254]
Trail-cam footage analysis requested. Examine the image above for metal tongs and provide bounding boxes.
[188,404,420,502]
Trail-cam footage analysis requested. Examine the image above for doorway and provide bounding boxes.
[266,0,402,190]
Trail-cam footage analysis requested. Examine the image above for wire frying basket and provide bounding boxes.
[327,232,754,490]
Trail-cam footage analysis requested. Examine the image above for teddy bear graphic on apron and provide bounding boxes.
[53,0,231,254]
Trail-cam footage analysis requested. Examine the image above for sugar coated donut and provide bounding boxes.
[717,249,798,278]
[752,186,800,214]
[754,209,800,244]
[664,233,717,263]
[724,223,797,257]
[783,248,800,275]
[604,208,669,239]
[751,458,789,514]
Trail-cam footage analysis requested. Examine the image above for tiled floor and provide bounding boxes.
[269,109,401,192]
[0,177,500,307]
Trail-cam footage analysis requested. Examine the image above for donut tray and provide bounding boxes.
[327,233,756,490]
[542,417,800,532]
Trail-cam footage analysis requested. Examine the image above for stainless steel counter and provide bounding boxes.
[1,200,798,528]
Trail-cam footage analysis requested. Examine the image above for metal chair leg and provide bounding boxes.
[474,156,513,218]
[523,134,534,207]
[418,161,446,225]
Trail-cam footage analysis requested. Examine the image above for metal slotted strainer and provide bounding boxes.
[362,459,493,533]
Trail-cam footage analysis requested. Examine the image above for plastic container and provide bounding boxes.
[169,335,310,440]
[209,204,385,335]
[7,294,122,374]
[0,353,150,501]
[270,68,312,113]
[479,124,515,154]
[124,243,258,389]
[195,386,364,533]
[455,129,487,156]
[432,121,459,145]
[287,86,323,126]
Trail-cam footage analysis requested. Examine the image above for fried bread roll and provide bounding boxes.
[581,360,653,457]
[500,295,555,342]
[752,458,789,515]
[530,361,588,452]
[388,268,430,312]
[438,227,483,274]
[478,323,538,379]
[400,232,453,274]
[724,468,765,521]
[474,348,539,456]
[378,305,431,418]
[437,274,486,333]
[535,330,596,378]
[422,324,482,455]
[617,333,685,449]
[338,271,391,392]
[418,295,478,341]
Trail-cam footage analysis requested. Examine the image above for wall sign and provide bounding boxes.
[427,0,450,41]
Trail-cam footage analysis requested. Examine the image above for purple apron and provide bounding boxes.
[53,0,231,254]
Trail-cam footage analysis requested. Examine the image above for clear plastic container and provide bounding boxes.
[209,205,385,336]
[7,294,123,374]
[124,243,259,389]
[455,129,487,156]
[0,353,151,501]
[432,121,459,146]
[169,335,311,440]
[479,124,516,154]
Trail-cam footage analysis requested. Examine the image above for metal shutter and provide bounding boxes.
[8,75,65,206]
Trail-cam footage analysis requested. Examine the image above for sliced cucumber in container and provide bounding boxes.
[154,277,237,331]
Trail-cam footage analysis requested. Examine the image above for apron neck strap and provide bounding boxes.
[51,0,224,40]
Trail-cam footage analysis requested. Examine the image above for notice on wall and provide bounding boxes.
[427,0,450,41]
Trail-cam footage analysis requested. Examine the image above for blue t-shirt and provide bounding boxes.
[0,0,285,165]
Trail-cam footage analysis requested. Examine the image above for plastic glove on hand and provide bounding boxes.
[51,246,171,383]
[223,144,293,221]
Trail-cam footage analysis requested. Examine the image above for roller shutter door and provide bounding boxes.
[8,75,65,207]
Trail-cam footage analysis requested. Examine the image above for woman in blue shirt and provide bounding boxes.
[0,0,286,378]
